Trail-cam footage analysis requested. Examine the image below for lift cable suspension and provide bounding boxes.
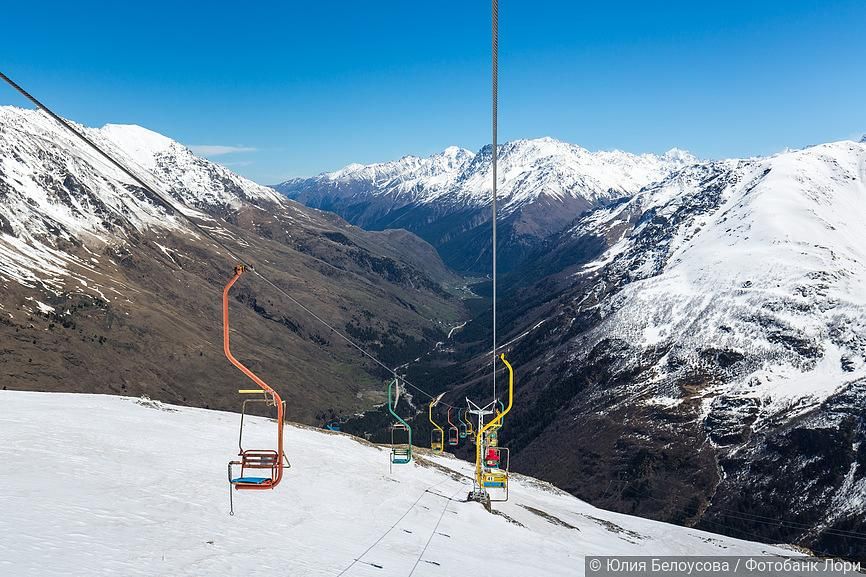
[0,69,490,412]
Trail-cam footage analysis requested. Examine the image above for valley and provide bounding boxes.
[310,139,866,560]
[0,106,465,422]
[3,102,865,561]
[4,2,864,573]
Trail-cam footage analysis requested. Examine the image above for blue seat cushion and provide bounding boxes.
[231,476,271,484]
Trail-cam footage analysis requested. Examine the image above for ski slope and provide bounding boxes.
[0,391,796,577]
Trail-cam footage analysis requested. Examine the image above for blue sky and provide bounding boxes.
[1,1,864,183]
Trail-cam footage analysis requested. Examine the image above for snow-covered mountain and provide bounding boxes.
[276,138,696,272]
[0,105,463,420]
[571,142,866,430]
[6,100,864,562]
[1,390,806,576]
[455,139,866,559]
[0,107,285,289]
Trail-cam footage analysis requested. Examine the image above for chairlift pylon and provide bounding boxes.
[470,354,514,502]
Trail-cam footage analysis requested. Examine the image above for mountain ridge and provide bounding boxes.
[0,105,464,421]
[275,137,697,273]
[444,138,866,559]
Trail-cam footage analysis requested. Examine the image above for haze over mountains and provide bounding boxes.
[276,138,696,273]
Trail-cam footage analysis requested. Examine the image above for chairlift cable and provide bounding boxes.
[0,69,477,410]
[491,0,499,404]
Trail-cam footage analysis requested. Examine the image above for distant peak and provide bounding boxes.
[663,147,696,163]
[99,123,176,154]
[860,134,866,144]
[516,136,566,146]
[442,145,472,156]
[435,146,474,163]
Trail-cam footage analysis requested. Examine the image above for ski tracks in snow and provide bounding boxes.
[337,478,468,577]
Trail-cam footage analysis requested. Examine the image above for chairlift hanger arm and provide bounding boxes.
[223,266,279,399]
[474,354,513,491]
[447,407,456,429]
[428,398,444,434]
[388,379,413,450]
[0,72,503,417]
[224,266,285,491]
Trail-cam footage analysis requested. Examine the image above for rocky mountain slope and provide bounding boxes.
[0,106,464,421]
[1,390,806,577]
[434,140,866,559]
[276,138,695,273]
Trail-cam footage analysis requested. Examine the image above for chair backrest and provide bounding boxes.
[241,450,279,469]
[431,429,444,451]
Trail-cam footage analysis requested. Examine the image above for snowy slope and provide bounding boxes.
[0,106,282,292]
[568,140,866,431]
[0,390,797,577]
[482,140,866,558]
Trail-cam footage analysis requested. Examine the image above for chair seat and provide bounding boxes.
[231,476,272,485]
[482,472,507,488]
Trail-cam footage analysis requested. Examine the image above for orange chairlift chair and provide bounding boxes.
[223,265,289,514]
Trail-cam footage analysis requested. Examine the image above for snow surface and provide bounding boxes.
[568,140,866,433]
[0,391,795,577]
[0,106,284,296]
